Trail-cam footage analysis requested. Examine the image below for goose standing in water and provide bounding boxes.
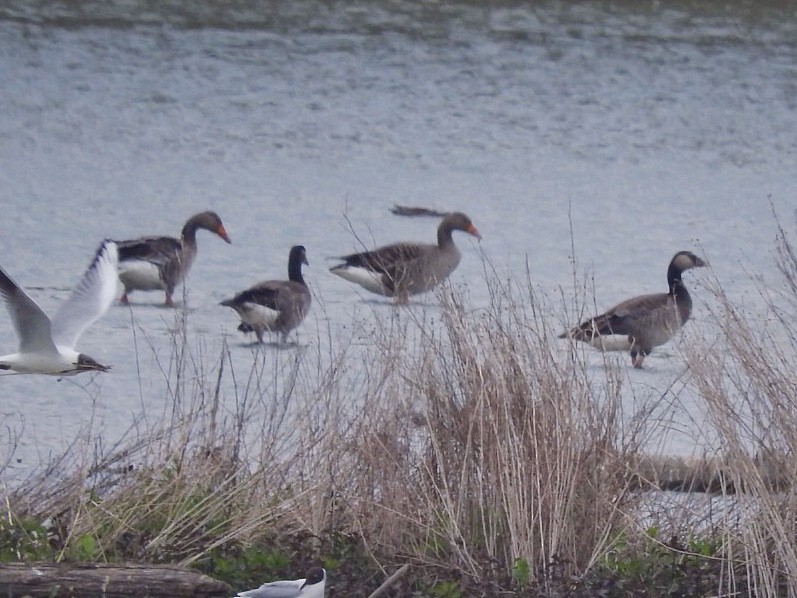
[115,211,231,306]
[329,211,481,303]
[560,251,708,368]
[236,567,326,598]
[0,240,118,375]
[221,245,311,343]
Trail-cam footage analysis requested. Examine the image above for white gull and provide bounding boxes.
[235,567,326,598]
[0,239,118,375]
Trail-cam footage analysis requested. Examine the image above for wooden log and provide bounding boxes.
[0,562,231,598]
[630,453,794,494]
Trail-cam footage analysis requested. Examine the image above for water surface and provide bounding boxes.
[1,0,796,474]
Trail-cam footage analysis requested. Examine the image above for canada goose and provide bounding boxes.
[236,567,326,598]
[0,240,118,375]
[329,211,481,302]
[116,211,231,306]
[221,245,311,343]
[560,251,708,368]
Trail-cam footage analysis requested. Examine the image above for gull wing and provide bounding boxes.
[0,266,57,354]
[51,240,119,349]
[236,578,304,598]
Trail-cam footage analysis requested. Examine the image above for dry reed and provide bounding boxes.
[681,210,797,597]
[6,220,797,595]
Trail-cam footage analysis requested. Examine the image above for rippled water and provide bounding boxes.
[1,0,796,473]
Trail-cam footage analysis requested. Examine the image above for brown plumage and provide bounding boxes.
[329,211,481,303]
[116,211,231,306]
[560,251,707,368]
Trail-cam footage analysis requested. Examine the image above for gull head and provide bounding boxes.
[76,353,112,373]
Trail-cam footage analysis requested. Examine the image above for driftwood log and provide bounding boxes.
[0,562,231,598]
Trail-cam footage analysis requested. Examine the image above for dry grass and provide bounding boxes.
[0,271,647,593]
[679,212,797,597]
[4,216,797,595]
[326,280,648,588]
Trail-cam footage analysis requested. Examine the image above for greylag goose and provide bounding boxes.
[115,211,231,306]
[0,240,118,375]
[560,251,707,368]
[236,567,326,598]
[221,245,311,343]
[329,211,481,302]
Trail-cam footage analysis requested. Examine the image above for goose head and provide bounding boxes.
[439,212,482,243]
[183,211,232,244]
[667,250,707,292]
[290,245,309,267]
[670,251,708,274]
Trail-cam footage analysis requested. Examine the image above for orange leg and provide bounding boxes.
[120,292,130,305]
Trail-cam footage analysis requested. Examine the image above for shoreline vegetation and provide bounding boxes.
[2,218,797,597]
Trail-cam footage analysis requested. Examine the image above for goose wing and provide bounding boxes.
[116,236,182,266]
[226,280,309,313]
[607,292,675,333]
[51,240,119,349]
[338,242,430,274]
[226,281,284,311]
[0,266,57,354]
[566,292,671,340]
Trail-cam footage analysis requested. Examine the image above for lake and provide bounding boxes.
[1,0,795,476]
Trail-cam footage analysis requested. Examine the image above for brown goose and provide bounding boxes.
[220,245,311,343]
[560,251,707,368]
[329,211,481,302]
[115,211,231,306]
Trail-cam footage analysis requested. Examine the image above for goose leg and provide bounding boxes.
[631,346,650,369]
[394,291,410,305]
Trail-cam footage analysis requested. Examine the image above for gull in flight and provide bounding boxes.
[0,239,119,375]
[235,567,326,598]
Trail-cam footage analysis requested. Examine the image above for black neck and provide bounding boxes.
[668,264,693,326]
[289,256,305,285]
[667,263,683,295]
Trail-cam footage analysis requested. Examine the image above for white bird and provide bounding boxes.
[0,239,119,375]
[236,567,326,598]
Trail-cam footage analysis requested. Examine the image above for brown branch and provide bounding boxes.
[0,563,231,598]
